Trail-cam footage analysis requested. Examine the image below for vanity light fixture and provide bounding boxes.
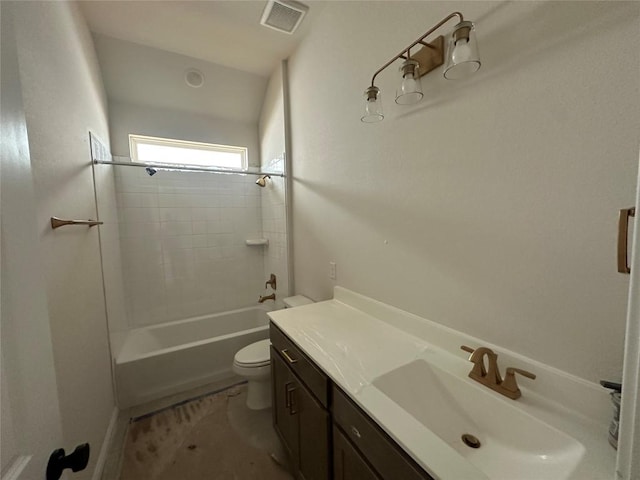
[361,12,481,123]
[396,59,423,105]
[362,86,384,123]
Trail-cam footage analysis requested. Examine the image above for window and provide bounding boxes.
[129,134,248,171]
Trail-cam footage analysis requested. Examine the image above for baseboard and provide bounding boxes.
[1,456,31,480]
[91,406,119,480]
[119,369,237,409]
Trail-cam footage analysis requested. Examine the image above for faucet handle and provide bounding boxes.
[265,273,277,290]
[501,367,536,399]
[507,367,536,380]
[461,345,490,379]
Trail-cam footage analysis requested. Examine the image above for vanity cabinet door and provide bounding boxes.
[333,386,433,480]
[272,347,298,461]
[297,378,329,480]
[334,426,381,480]
[271,346,330,480]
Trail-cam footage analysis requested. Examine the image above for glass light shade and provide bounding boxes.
[361,86,384,123]
[395,59,423,105]
[444,21,481,80]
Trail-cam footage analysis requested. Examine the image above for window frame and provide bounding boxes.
[128,134,249,171]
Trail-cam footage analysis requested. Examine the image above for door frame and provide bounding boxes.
[617,153,640,480]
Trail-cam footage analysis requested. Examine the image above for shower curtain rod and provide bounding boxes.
[93,158,285,177]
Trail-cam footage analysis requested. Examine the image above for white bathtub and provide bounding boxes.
[114,306,270,408]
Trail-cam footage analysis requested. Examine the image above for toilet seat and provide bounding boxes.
[234,339,271,368]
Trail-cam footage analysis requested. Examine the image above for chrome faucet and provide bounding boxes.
[258,293,276,303]
[461,345,536,400]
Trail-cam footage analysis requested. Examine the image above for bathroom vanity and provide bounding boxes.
[268,287,616,480]
[271,322,431,480]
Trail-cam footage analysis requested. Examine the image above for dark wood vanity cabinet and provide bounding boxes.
[332,386,433,480]
[270,324,330,480]
[270,322,433,480]
[333,426,382,480]
[272,348,298,459]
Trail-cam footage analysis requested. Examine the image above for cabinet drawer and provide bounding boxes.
[333,386,433,480]
[270,322,329,408]
[334,425,382,480]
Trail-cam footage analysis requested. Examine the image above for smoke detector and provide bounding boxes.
[260,0,308,35]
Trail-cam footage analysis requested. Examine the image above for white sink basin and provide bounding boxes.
[372,359,586,480]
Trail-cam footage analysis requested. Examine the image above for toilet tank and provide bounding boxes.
[282,295,313,308]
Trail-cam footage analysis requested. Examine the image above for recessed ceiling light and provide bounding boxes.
[184,68,205,88]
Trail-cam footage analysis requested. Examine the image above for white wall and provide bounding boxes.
[93,154,128,336]
[287,1,640,384]
[108,101,261,167]
[92,34,267,124]
[259,65,290,305]
[11,2,115,477]
[259,66,285,167]
[1,4,64,476]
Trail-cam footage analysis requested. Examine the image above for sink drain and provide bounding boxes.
[461,433,481,449]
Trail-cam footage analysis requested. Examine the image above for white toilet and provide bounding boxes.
[233,295,313,410]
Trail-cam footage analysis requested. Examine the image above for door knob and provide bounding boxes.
[46,443,90,480]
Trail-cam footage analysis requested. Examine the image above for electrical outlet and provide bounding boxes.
[329,261,337,280]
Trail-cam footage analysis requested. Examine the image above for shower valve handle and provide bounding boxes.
[265,273,277,290]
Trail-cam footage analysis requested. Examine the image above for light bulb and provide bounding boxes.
[444,20,481,80]
[361,86,384,123]
[451,38,472,64]
[395,60,423,105]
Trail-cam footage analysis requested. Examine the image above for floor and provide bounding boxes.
[101,376,292,480]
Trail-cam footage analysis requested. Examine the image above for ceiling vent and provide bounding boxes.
[260,0,308,35]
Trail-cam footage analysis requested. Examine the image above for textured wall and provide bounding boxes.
[1,4,64,476]
[11,2,116,477]
[287,1,640,383]
[93,154,128,335]
[259,65,290,306]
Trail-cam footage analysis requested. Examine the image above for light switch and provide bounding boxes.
[329,261,337,280]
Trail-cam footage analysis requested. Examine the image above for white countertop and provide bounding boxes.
[268,287,616,480]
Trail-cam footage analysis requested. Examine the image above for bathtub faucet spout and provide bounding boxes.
[258,293,276,303]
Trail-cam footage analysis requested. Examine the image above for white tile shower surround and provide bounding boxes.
[115,167,268,327]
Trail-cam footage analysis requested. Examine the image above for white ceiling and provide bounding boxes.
[78,0,322,78]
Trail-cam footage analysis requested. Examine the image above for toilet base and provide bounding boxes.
[246,378,271,410]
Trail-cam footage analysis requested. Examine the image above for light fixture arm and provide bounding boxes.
[369,11,464,88]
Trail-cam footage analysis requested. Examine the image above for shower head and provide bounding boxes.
[145,167,157,176]
[255,175,271,187]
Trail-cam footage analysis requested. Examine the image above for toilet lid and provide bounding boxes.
[235,339,271,367]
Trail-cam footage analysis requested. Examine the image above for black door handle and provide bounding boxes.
[46,443,90,480]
